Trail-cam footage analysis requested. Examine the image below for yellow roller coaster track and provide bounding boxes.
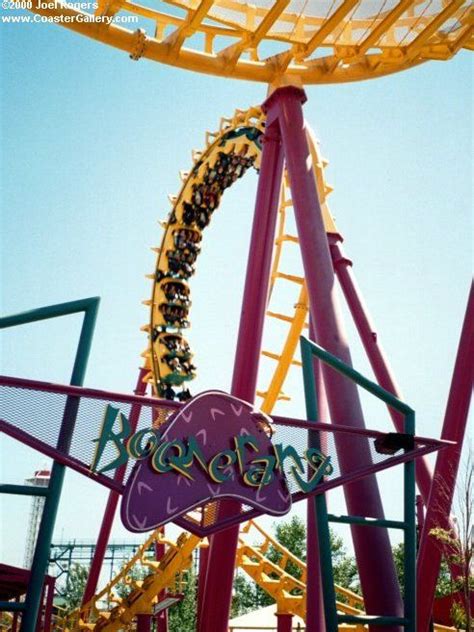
[67,530,200,631]
[27,0,473,85]
[63,518,455,632]
[140,105,336,406]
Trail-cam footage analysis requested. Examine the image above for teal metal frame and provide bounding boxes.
[0,297,100,632]
[300,336,416,632]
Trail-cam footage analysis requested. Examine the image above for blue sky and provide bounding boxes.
[0,16,472,577]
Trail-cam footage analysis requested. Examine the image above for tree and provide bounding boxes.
[168,570,197,632]
[330,530,359,593]
[429,449,473,631]
[392,542,452,598]
[62,563,89,613]
[115,563,151,600]
[231,574,269,617]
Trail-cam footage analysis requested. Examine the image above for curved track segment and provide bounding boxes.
[141,105,336,406]
[28,1,473,84]
[141,107,266,402]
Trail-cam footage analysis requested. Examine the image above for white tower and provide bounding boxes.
[23,469,50,568]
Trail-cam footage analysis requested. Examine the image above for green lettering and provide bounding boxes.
[234,435,260,474]
[90,405,131,474]
[151,439,189,477]
[179,437,209,476]
[208,450,237,483]
[273,443,305,475]
[127,428,159,460]
[243,455,276,488]
[293,448,333,493]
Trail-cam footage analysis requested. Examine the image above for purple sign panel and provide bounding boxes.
[120,391,293,533]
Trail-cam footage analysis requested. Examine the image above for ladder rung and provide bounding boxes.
[276,272,305,285]
[257,390,291,402]
[266,311,293,324]
[262,351,302,367]
[275,234,299,245]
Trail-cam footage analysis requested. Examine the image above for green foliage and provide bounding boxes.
[62,563,88,613]
[272,516,307,562]
[168,570,197,632]
[330,531,359,593]
[231,574,271,617]
[392,541,452,599]
[115,563,151,599]
[114,562,197,632]
[429,526,474,631]
[450,600,469,631]
[424,450,473,631]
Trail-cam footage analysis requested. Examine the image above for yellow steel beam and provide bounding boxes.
[357,0,413,55]
[28,0,472,84]
[218,0,291,66]
[164,0,216,54]
[276,271,305,284]
[297,0,360,58]
[405,0,465,59]
[260,285,308,414]
[251,0,291,46]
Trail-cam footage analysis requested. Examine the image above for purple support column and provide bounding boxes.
[198,124,285,632]
[306,321,328,632]
[155,529,168,632]
[275,612,293,632]
[197,543,209,629]
[330,240,434,504]
[43,577,55,632]
[136,614,152,632]
[12,600,19,632]
[417,282,473,632]
[266,86,402,627]
[82,367,148,608]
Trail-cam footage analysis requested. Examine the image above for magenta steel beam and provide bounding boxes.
[136,615,151,632]
[42,577,55,632]
[275,613,293,632]
[82,367,148,608]
[198,123,285,632]
[330,239,434,504]
[0,374,180,411]
[266,85,403,626]
[196,544,209,630]
[306,321,328,632]
[417,282,474,632]
[154,530,168,632]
